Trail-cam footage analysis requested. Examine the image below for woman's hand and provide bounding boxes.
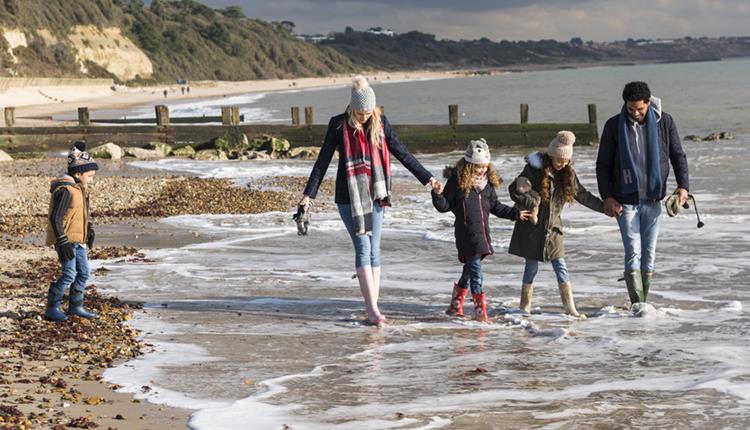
[298,195,311,209]
[518,210,532,221]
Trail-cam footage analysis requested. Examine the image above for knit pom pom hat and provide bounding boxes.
[547,130,575,160]
[349,75,376,112]
[67,141,99,175]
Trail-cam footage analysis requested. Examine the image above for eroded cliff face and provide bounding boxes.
[67,25,153,80]
[2,28,27,64]
[1,26,153,81]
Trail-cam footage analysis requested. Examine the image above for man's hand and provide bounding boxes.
[675,188,689,206]
[298,195,311,209]
[603,197,623,217]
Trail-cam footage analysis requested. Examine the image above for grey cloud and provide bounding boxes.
[194,0,749,41]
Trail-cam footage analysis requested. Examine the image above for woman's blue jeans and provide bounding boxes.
[522,258,570,285]
[338,203,384,268]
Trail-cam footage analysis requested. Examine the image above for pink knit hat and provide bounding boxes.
[547,131,575,160]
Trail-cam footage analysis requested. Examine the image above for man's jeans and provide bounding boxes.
[338,203,385,268]
[458,255,483,295]
[616,200,662,272]
[50,243,90,302]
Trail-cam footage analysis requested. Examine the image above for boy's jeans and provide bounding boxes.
[50,243,89,303]
[616,200,662,272]
[337,204,384,268]
[523,258,570,285]
[458,256,483,295]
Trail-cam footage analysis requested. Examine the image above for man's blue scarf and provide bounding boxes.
[617,104,662,199]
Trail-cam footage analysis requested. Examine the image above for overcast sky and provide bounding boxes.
[195,0,750,41]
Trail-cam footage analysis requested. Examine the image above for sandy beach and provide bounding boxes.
[0,155,330,429]
[2,70,461,126]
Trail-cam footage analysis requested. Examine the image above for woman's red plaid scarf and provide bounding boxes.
[343,121,392,235]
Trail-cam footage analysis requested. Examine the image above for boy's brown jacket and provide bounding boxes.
[45,175,90,246]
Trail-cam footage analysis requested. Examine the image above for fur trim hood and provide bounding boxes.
[49,174,75,193]
[525,151,544,170]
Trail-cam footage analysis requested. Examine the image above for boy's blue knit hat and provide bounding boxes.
[67,141,98,175]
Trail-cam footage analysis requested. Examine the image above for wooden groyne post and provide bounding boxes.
[155,105,169,127]
[221,106,241,126]
[4,107,14,128]
[520,104,529,124]
[448,104,458,127]
[304,106,314,126]
[77,107,90,126]
[587,104,597,125]
[291,107,300,126]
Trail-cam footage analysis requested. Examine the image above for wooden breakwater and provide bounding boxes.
[0,104,598,154]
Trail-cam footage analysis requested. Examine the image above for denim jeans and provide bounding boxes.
[458,255,483,295]
[50,243,89,302]
[522,258,570,285]
[338,203,384,268]
[616,200,662,272]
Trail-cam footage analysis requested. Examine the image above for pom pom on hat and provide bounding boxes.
[547,130,575,160]
[350,75,376,112]
[67,140,98,175]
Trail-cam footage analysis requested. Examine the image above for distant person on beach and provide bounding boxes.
[596,81,689,309]
[181,87,185,95]
[163,89,168,98]
[508,131,605,319]
[300,76,439,326]
[432,139,529,322]
[44,142,99,322]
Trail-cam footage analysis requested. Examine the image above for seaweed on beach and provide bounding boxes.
[0,256,145,429]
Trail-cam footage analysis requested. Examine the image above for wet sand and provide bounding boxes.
[0,155,326,429]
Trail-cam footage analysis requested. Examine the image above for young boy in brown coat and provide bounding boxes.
[44,142,98,321]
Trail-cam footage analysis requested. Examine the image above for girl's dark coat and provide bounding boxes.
[432,175,519,261]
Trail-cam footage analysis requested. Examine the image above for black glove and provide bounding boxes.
[87,224,95,249]
[55,236,75,262]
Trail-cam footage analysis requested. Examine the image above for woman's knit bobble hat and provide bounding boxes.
[464,138,491,164]
[67,141,99,175]
[547,130,575,160]
[349,75,376,112]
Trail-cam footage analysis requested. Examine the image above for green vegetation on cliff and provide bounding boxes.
[0,0,356,82]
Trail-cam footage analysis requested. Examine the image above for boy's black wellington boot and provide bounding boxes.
[641,271,653,302]
[44,282,68,322]
[67,285,98,319]
[624,270,645,305]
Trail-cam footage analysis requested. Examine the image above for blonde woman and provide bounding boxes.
[300,76,438,326]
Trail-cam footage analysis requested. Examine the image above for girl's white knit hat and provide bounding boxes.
[464,138,491,164]
[349,75,376,112]
[547,130,575,160]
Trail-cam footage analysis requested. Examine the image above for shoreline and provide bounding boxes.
[7,70,462,125]
[0,156,324,429]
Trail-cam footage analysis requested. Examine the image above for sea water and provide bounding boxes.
[97,60,750,429]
